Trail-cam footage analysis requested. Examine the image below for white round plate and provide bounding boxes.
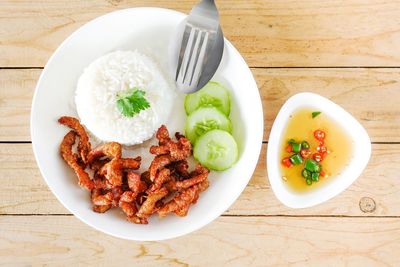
[31,7,263,241]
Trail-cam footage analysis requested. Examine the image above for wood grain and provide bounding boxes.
[229,143,400,216]
[0,216,399,266]
[0,69,38,142]
[1,143,398,216]
[1,68,400,142]
[1,1,400,265]
[2,0,400,67]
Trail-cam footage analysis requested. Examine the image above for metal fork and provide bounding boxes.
[175,0,224,93]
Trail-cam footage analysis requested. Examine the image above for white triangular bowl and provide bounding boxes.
[267,92,371,208]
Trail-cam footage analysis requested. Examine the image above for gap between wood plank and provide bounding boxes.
[0,141,31,144]
[0,67,44,69]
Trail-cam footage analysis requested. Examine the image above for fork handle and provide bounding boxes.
[197,0,217,11]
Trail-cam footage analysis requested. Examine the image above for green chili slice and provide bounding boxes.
[289,154,303,165]
[301,169,311,179]
[305,159,320,172]
[292,143,302,153]
[311,172,320,182]
[301,141,310,149]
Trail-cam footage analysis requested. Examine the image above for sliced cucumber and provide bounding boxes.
[184,81,230,116]
[194,130,238,171]
[185,107,232,144]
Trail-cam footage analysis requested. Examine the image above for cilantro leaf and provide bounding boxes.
[312,111,321,118]
[116,88,150,117]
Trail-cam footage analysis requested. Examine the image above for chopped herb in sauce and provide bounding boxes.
[312,111,321,118]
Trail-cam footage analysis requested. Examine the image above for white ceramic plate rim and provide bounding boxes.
[31,7,263,241]
[267,92,371,208]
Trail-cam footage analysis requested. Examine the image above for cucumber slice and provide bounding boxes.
[194,130,238,171]
[185,107,232,143]
[184,81,230,115]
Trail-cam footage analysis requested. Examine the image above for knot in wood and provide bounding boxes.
[359,197,376,213]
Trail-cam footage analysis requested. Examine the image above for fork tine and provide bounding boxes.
[184,30,204,87]
[189,31,208,86]
[175,26,192,81]
[176,27,196,85]
[173,0,222,92]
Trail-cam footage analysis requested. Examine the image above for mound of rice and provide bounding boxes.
[75,50,175,145]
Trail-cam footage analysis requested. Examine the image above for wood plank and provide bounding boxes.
[1,68,400,142]
[0,216,399,266]
[228,143,400,216]
[0,143,68,214]
[1,143,399,216]
[2,1,400,67]
[0,69,38,142]
[257,68,400,142]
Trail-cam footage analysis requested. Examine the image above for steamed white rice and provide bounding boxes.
[75,50,176,145]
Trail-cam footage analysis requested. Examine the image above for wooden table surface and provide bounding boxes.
[1,1,400,266]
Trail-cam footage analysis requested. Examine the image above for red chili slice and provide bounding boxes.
[281,157,292,168]
[317,144,327,153]
[300,149,311,158]
[313,153,323,163]
[314,130,326,141]
[285,144,293,153]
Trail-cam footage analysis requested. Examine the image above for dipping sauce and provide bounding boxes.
[280,108,353,192]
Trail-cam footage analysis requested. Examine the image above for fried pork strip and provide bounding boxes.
[87,142,122,163]
[60,131,94,190]
[58,116,91,164]
[149,155,173,182]
[136,187,169,220]
[147,168,171,193]
[158,180,209,218]
[149,135,192,161]
[127,171,148,194]
[99,158,141,186]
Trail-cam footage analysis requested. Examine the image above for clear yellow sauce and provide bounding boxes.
[280,108,353,193]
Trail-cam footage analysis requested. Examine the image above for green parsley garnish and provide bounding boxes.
[116,88,150,117]
[312,111,321,118]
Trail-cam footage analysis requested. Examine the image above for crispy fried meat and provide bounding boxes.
[91,188,113,206]
[149,155,172,182]
[87,142,122,163]
[119,191,138,217]
[99,158,141,186]
[166,171,208,191]
[59,121,210,224]
[127,171,147,194]
[156,125,171,145]
[58,116,91,164]
[167,160,190,179]
[90,158,111,171]
[93,204,112,213]
[136,187,169,219]
[60,131,94,190]
[147,168,171,193]
[158,180,209,218]
[150,125,192,161]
